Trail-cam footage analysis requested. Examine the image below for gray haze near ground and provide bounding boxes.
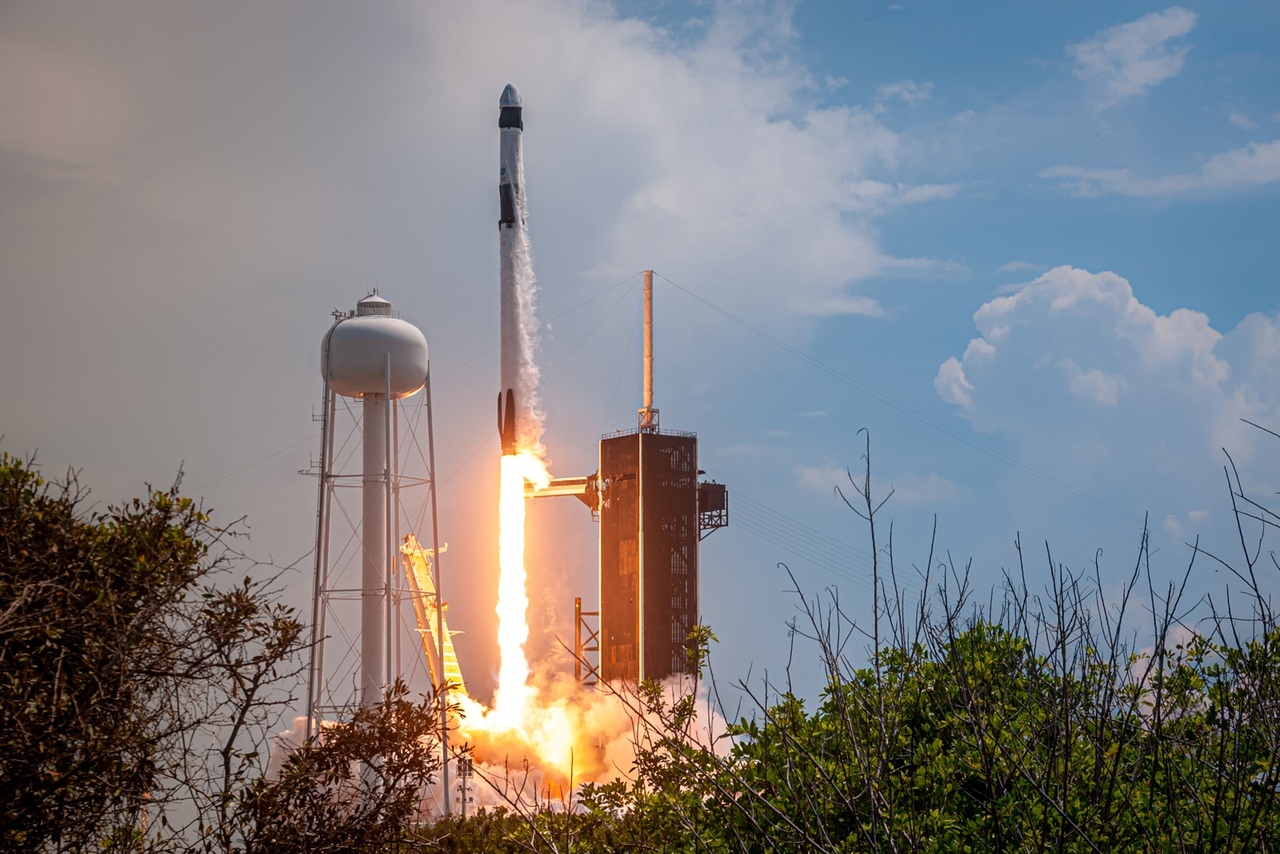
[3,1,1273,711]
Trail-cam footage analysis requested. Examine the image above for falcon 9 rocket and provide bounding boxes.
[497,83,533,456]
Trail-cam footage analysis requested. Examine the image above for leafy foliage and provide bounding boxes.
[0,454,211,850]
[245,680,446,853]
[420,434,1280,853]
[0,453,307,852]
[9,435,1280,852]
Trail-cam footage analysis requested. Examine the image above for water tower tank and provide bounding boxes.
[314,291,429,715]
[323,293,429,399]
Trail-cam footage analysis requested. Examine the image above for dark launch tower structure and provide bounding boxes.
[537,270,727,684]
[591,271,727,683]
[598,428,700,681]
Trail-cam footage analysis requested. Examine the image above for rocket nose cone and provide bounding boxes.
[499,84,522,109]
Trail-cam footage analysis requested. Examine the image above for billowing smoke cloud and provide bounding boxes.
[266,668,727,817]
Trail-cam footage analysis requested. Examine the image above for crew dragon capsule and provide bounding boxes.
[497,83,525,456]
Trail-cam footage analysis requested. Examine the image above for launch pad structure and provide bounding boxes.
[532,270,729,685]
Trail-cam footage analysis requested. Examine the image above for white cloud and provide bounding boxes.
[898,182,962,203]
[1229,110,1257,130]
[797,465,956,506]
[1069,7,1197,107]
[1040,139,1280,197]
[797,464,852,495]
[964,338,997,363]
[936,266,1280,532]
[878,255,970,279]
[966,267,1227,389]
[834,179,963,216]
[1162,508,1213,539]
[814,294,886,317]
[998,260,1043,274]
[935,356,974,409]
[878,472,960,506]
[413,1,954,320]
[1061,359,1125,405]
[876,79,933,109]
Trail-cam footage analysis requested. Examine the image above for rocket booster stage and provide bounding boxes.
[498,84,526,456]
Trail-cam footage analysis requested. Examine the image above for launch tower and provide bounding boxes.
[597,427,700,681]
[539,272,727,683]
[596,271,728,682]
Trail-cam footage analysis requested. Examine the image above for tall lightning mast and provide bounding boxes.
[639,269,658,431]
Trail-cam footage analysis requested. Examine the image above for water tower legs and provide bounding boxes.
[362,392,388,708]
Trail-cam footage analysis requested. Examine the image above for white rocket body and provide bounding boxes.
[497,83,535,456]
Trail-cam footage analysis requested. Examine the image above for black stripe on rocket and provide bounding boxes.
[498,388,517,455]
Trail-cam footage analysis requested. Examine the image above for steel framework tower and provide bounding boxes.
[304,293,448,804]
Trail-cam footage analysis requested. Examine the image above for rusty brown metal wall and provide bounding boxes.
[599,430,699,683]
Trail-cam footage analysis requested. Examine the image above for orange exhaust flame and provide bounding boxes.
[440,450,637,794]
[491,451,548,728]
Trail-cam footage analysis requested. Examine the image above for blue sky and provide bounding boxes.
[1,0,1278,704]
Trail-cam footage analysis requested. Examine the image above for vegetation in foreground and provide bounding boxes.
[3,435,1279,851]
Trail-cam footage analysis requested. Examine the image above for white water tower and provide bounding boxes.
[306,292,441,732]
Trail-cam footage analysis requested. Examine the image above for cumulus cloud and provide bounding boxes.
[1061,359,1126,406]
[1041,139,1280,197]
[1069,7,1197,107]
[935,357,974,409]
[964,266,1228,393]
[935,266,1280,535]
